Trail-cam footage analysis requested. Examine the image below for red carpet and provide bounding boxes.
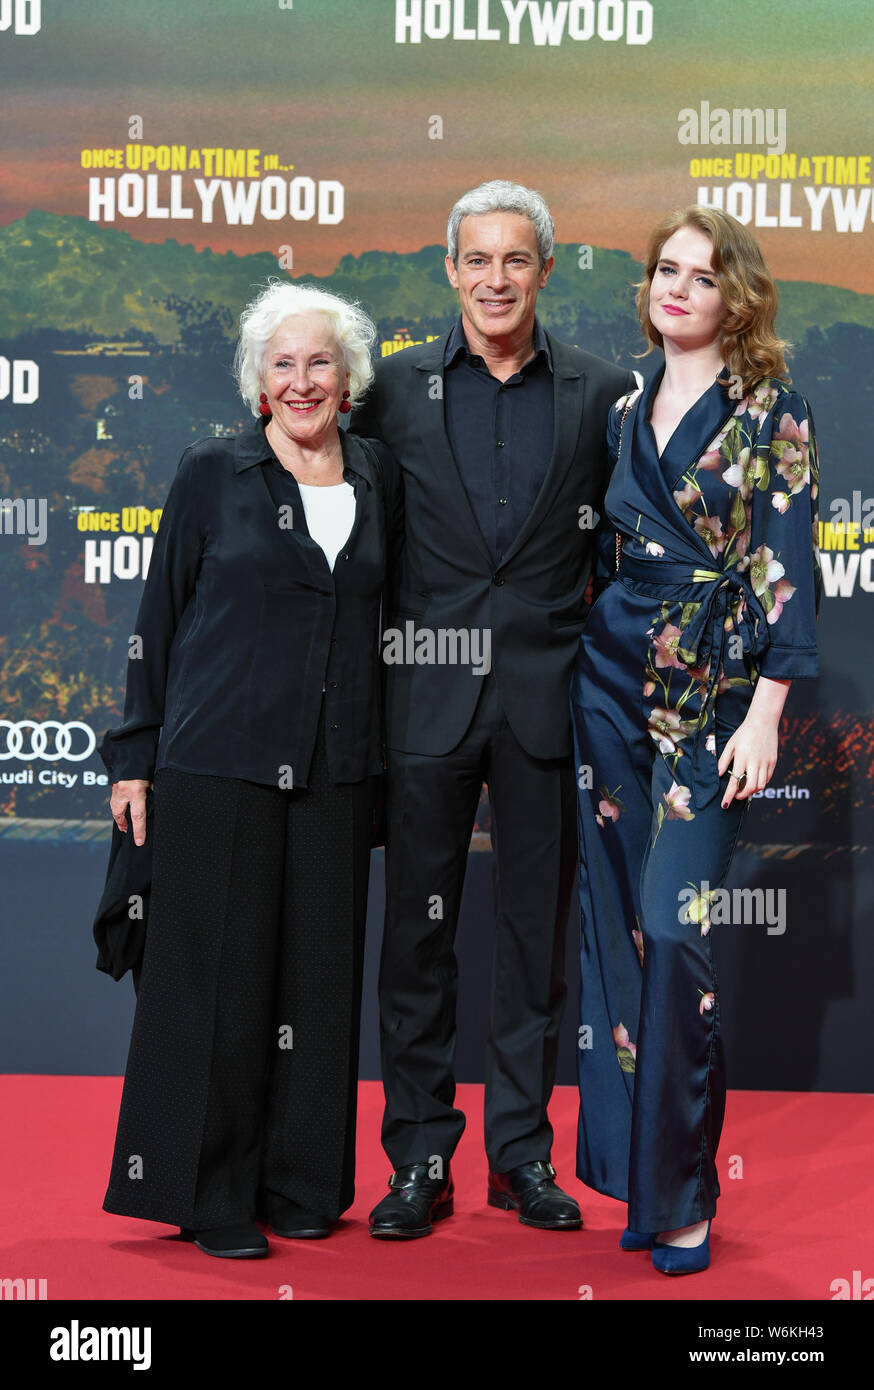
[1,1078,871,1301]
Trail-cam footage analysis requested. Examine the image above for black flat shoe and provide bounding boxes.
[179,1223,269,1258]
[369,1162,453,1239]
[267,1197,334,1240]
[487,1161,583,1230]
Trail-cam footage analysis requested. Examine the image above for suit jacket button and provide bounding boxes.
[330,722,340,730]
[493,575,505,586]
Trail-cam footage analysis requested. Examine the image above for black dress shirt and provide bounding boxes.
[443,315,554,562]
[99,417,398,789]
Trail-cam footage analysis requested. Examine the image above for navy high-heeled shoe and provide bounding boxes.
[619,1227,654,1251]
[651,1220,711,1274]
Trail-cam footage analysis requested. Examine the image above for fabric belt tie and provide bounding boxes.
[617,551,771,806]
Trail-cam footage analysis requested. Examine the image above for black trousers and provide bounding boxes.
[380,672,577,1172]
[103,720,376,1229]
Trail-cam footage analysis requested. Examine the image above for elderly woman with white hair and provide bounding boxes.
[98,281,398,1258]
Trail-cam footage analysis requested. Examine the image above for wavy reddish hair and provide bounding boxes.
[635,205,790,394]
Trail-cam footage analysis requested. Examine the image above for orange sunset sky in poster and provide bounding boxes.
[2,0,874,293]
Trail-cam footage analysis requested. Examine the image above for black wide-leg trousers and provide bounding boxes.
[379,672,578,1173]
[103,722,376,1230]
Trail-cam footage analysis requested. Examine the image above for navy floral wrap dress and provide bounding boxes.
[570,364,821,1231]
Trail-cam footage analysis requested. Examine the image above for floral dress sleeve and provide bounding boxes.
[591,391,639,597]
[745,388,821,679]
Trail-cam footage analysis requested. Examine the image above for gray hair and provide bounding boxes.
[234,279,376,416]
[446,180,555,268]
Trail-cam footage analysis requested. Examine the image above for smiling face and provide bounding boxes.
[648,225,726,351]
[260,312,349,448]
[445,211,552,350]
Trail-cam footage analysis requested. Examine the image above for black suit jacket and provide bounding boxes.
[349,328,635,760]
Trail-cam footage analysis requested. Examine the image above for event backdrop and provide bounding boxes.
[1,0,872,1090]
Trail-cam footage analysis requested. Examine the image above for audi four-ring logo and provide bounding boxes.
[0,720,97,762]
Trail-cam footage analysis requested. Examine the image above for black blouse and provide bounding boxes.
[99,417,400,789]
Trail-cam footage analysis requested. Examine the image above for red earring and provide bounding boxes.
[339,389,351,415]
[259,392,271,417]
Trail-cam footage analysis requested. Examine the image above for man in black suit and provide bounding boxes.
[349,180,635,1237]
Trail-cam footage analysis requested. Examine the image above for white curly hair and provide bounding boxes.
[234,279,376,415]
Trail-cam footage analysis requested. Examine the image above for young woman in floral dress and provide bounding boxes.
[571,205,821,1274]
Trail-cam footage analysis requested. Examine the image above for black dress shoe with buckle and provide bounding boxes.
[487,1161,582,1230]
[267,1197,334,1240]
[178,1223,269,1257]
[369,1162,454,1239]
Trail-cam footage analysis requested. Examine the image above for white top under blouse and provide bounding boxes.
[296,481,356,572]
